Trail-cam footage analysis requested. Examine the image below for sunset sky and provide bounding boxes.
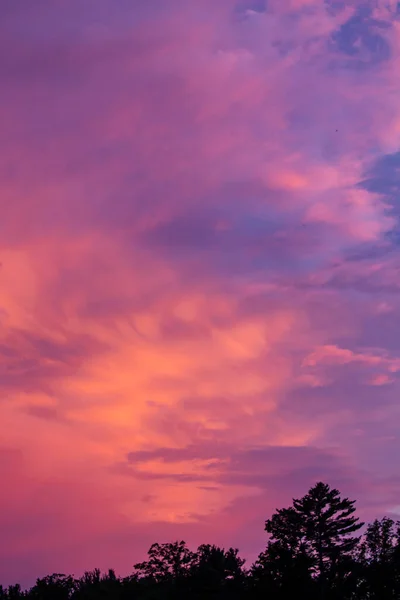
[2,0,400,588]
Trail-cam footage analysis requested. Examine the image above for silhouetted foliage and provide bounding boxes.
[2,481,400,600]
[31,574,75,600]
[356,517,400,599]
[251,538,315,599]
[190,544,246,599]
[262,482,364,599]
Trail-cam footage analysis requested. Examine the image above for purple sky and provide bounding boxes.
[1,0,400,588]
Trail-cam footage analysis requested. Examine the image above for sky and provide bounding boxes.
[2,0,400,588]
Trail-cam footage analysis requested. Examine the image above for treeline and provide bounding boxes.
[2,482,400,600]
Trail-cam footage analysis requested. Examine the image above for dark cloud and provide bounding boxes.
[0,329,109,394]
[330,4,391,67]
[359,151,400,227]
[125,442,349,489]
[24,405,63,422]
[140,203,329,281]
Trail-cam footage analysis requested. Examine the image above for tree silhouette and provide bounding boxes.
[357,517,400,599]
[133,541,195,599]
[191,544,246,599]
[252,539,315,599]
[3,585,25,600]
[133,541,195,582]
[30,574,75,600]
[265,482,363,599]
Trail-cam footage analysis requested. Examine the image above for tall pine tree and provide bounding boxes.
[265,482,364,599]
